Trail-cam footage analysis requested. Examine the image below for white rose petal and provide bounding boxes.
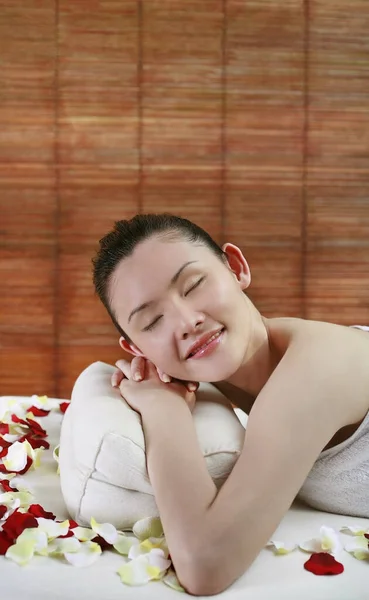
[48,537,81,555]
[132,516,164,541]
[73,526,96,542]
[64,541,102,567]
[90,516,118,544]
[266,540,297,555]
[17,528,49,556]
[147,548,171,572]
[6,538,35,566]
[31,395,60,411]
[341,525,369,536]
[3,441,28,472]
[117,555,162,586]
[163,568,185,592]
[37,518,69,540]
[344,535,369,560]
[0,490,33,508]
[299,526,341,555]
[113,534,136,556]
[128,537,169,560]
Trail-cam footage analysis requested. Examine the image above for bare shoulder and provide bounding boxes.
[267,317,369,426]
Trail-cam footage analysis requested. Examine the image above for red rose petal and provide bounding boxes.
[0,505,8,519]
[2,509,38,542]
[28,504,56,520]
[0,480,15,493]
[16,455,33,475]
[60,402,70,414]
[304,553,344,576]
[0,447,9,459]
[0,531,12,555]
[28,406,50,417]
[0,424,9,436]
[364,534,369,540]
[11,415,27,427]
[25,436,50,450]
[69,520,78,529]
[93,534,112,551]
[59,529,75,538]
[26,418,47,438]
[0,437,11,449]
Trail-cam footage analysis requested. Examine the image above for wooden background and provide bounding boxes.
[1,0,368,398]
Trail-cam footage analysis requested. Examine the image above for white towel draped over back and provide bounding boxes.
[298,325,369,518]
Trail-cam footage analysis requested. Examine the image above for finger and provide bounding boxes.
[115,359,133,379]
[156,367,171,383]
[111,369,124,388]
[185,390,196,413]
[130,356,145,381]
[186,381,199,392]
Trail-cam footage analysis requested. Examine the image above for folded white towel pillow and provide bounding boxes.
[59,361,245,530]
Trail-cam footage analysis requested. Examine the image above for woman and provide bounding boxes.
[92,213,369,596]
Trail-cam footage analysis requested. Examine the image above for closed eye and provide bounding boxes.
[143,315,162,332]
[184,276,206,296]
[143,276,206,332]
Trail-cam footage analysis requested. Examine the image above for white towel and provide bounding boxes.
[298,324,369,518]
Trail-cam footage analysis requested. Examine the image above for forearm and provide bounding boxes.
[141,398,217,565]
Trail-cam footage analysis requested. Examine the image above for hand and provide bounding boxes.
[117,359,197,414]
[112,356,199,394]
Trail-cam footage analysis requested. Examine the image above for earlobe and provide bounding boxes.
[118,336,145,358]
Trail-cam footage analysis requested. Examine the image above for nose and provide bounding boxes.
[172,300,205,340]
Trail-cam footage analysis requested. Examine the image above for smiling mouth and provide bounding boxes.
[186,327,225,359]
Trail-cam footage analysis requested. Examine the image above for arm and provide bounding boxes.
[142,346,349,596]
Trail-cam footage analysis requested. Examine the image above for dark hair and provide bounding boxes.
[92,213,227,343]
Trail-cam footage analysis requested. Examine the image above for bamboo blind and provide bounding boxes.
[1,0,368,398]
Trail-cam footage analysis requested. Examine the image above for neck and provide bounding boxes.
[225,307,276,397]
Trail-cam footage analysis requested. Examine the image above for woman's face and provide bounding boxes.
[109,235,252,382]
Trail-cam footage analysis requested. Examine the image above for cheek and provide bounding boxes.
[205,278,235,318]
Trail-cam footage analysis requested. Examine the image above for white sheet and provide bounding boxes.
[1,397,368,600]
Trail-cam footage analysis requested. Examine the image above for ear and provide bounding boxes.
[119,336,146,358]
[222,242,251,290]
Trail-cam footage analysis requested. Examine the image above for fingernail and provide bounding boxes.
[162,374,171,383]
[188,384,197,391]
[134,373,142,382]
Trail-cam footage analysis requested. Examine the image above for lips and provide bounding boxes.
[185,328,225,359]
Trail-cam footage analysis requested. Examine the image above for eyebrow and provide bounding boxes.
[127,261,198,324]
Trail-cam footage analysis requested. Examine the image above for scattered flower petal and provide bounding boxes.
[117,555,162,586]
[344,536,369,560]
[2,509,37,541]
[0,531,13,555]
[36,518,69,540]
[28,504,56,520]
[64,541,102,567]
[5,537,35,566]
[341,525,369,536]
[73,526,96,542]
[304,552,344,575]
[26,407,50,418]
[60,402,70,414]
[0,490,33,509]
[48,536,81,555]
[90,516,118,545]
[30,395,60,412]
[163,568,185,592]
[132,516,164,541]
[266,540,297,555]
[113,534,136,556]
[129,537,169,560]
[3,441,28,472]
[299,526,341,555]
